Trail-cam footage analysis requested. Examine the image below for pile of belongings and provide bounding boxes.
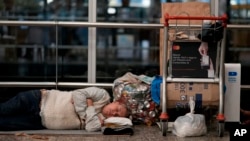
[112,72,162,126]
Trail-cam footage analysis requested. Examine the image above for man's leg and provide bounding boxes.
[0,90,41,116]
[0,89,44,130]
[0,114,45,131]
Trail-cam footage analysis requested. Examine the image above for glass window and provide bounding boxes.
[95,28,160,82]
[99,0,161,23]
[230,0,250,21]
[0,0,89,82]
[96,0,161,83]
[57,26,88,82]
[227,0,250,85]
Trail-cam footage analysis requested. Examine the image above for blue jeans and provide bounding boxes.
[0,90,45,130]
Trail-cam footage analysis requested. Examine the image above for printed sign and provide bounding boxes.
[171,41,217,78]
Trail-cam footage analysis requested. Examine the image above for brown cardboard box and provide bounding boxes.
[161,83,219,108]
[161,2,210,25]
[160,2,211,75]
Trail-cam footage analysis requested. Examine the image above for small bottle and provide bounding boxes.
[189,96,195,114]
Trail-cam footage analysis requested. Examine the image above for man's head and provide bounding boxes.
[102,101,128,118]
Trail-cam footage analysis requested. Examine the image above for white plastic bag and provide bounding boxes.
[172,96,207,137]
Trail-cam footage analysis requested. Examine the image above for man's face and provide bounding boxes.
[102,102,127,118]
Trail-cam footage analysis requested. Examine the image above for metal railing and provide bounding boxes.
[0,20,250,89]
[0,20,163,28]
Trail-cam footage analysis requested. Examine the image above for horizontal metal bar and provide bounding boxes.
[1,20,250,29]
[0,44,88,49]
[241,85,250,89]
[0,20,163,29]
[0,81,249,89]
[57,82,113,88]
[227,24,250,29]
[0,21,56,27]
[0,82,113,88]
[166,77,220,83]
[168,24,250,29]
[0,82,57,87]
[59,21,163,29]
[0,44,159,50]
[0,21,202,28]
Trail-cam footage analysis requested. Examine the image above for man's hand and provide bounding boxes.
[87,98,93,106]
[198,42,208,56]
[98,116,104,126]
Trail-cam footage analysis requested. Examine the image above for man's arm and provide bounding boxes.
[85,99,103,132]
[72,90,88,120]
[72,87,106,120]
[72,87,110,123]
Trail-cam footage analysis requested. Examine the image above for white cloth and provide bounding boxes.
[104,117,133,126]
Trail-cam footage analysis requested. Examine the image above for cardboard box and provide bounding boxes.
[161,2,210,25]
[159,2,211,75]
[161,83,219,108]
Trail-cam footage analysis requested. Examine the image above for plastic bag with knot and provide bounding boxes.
[172,96,207,137]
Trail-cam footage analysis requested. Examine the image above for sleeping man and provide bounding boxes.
[0,87,128,131]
